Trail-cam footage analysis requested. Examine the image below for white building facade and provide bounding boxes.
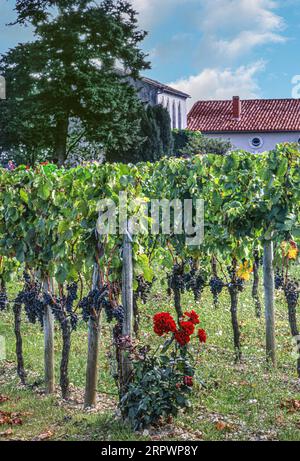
[205,131,300,154]
[133,76,190,129]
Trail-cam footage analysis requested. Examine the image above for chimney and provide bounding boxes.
[232,96,241,120]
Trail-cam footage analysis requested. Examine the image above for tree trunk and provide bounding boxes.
[13,302,26,385]
[84,265,101,408]
[60,319,71,400]
[252,250,261,318]
[120,229,133,398]
[263,241,276,366]
[55,114,69,166]
[43,279,55,394]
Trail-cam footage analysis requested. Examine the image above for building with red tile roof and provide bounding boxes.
[188,97,300,152]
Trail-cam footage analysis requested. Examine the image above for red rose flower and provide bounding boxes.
[183,376,193,387]
[40,161,49,166]
[174,330,191,347]
[184,310,200,325]
[198,328,207,344]
[179,320,195,336]
[153,312,177,337]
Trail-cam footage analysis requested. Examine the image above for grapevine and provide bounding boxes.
[209,276,224,307]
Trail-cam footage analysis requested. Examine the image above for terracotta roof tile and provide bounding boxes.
[188,98,300,132]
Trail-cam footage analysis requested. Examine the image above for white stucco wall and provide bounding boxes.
[204,132,300,153]
[157,93,188,130]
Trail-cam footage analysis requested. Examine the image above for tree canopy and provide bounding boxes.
[0,0,149,165]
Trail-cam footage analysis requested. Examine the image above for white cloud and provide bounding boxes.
[133,0,286,56]
[201,0,284,32]
[200,0,286,59]
[169,61,265,110]
[215,31,286,59]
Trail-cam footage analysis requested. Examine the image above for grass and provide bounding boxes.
[0,273,300,441]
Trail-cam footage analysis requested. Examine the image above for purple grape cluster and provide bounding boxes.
[79,285,124,326]
[284,279,299,308]
[209,277,224,305]
[16,274,44,326]
[275,271,284,290]
[185,269,206,301]
[79,287,107,322]
[0,291,8,311]
[136,276,152,304]
[66,283,78,313]
[168,264,185,295]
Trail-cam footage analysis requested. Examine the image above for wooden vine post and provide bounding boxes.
[263,240,276,366]
[84,263,101,408]
[43,278,55,394]
[120,226,134,397]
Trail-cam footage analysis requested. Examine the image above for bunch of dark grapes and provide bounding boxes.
[209,277,224,305]
[112,305,125,325]
[136,276,152,304]
[18,274,44,326]
[100,292,124,326]
[79,294,92,322]
[103,298,113,323]
[275,270,284,290]
[185,269,206,301]
[0,291,8,311]
[79,286,108,322]
[168,264,185,295]
[43,293,64,324]
[80,285,125,328]
[66,283,78,313]
[284,279,299,308]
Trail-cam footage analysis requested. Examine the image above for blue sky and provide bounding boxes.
[1,0,300,108]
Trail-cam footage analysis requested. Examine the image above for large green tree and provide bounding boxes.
[0,0,149,165]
